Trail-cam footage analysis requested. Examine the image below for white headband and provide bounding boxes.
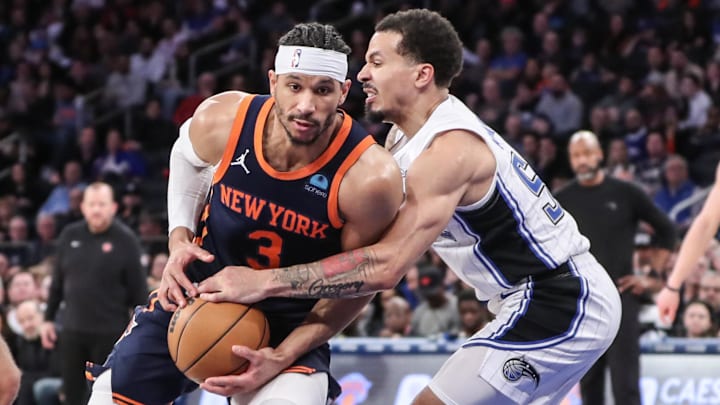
[274,45,348,83]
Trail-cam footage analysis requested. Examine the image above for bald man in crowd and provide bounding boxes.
[555,130,676,405]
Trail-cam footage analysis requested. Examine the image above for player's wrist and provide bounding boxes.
[664,283,682,293]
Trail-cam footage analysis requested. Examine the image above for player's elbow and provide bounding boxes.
[1,365,21,399]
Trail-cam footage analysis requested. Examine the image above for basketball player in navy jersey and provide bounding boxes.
[658,161,720,324]
[86,23,404,405]
[198,9,622,404]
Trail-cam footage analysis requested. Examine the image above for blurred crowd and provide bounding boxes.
[1,0,720,402]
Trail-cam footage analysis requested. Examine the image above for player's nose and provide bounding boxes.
[357,63,370,82]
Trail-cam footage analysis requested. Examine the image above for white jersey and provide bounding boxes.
[390,95,590,300]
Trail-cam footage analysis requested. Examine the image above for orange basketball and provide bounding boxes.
[167,297,270,383]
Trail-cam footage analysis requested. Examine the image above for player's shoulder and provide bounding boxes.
[348,144,403,194]
[191,91,252,131]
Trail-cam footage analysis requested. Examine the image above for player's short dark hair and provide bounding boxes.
[278,23,351,55]
[376,9,463,88]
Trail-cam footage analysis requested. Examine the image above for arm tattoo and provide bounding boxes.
[270,248,379,299]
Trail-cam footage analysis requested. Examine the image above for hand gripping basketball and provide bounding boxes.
[167,297,270,383]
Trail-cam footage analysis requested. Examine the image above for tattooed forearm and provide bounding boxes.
[270,248,381,299]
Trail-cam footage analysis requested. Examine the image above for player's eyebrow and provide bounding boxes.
[366,50,382,60]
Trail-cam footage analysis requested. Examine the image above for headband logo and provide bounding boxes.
[290,48,302,68]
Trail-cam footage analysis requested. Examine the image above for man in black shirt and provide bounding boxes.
[555,131,676,405]
[40,182,148,405]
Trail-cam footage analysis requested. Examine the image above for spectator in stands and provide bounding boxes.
[146,252,167,291]
[664,47,703,98]
[488,26,527,94]
[3,216,32,267]
[476,76,508,130]
[678,73,712,132]
[172,71,216,125]
[134,98,176,155]
[597,76,638,128]
[606,138,636,181]
[622,108,649,164]
[130,36,166,86]
[537,135,571,189]
[64,127,101,181]
[502,113,524,151]
[705,60,720,106]
[681,300,717,338]
[39,161,86,216]
[0,163,49,218]
[92,128,147,184]
[654,155,698,227]
[5,272,40,336]
[0,253,10,283]
[378,296,412,338]
[26,213,57,267]
[535,73,583,138]
[103,54,147,110]
[9,299,59,405]
[55,187,84,232]
[636,131,668,196]
[698,270,720,320]
[410,264,459,338]
[456,289,491,339]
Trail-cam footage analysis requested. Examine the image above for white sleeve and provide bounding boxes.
[167,118,215,235]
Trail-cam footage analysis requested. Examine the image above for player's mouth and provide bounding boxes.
[292,119,316,132]
[363,86,377,104]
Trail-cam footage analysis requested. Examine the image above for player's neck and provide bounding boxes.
[264,109,341,171]
[394,89,449,138]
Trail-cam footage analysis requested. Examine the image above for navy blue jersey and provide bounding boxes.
[189,94,375,338]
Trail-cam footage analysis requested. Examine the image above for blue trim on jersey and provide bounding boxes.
[494,176,558,268]
[461,258,590,350]
[452,213,513,289]
[488,278,534,340]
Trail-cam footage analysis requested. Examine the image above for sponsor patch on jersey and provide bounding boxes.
[502,357,540,388]
[305,174,329,198]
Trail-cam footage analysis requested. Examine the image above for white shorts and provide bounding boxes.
[231,372,329,405]
[429,252,621,404]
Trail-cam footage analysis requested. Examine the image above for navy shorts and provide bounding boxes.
[87,291,340,405]
[87,291,197,405]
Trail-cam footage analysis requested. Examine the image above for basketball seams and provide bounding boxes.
[182,303,253,374]
[171,299,210,363]
[226,310,271,375]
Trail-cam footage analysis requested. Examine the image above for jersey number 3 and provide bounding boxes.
[511,152,565,224]
[247,230,283,269]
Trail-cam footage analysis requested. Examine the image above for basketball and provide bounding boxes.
[167,297,270,383]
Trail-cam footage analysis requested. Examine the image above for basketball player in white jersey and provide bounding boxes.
[196,9,622,404]
[658,161,720,325]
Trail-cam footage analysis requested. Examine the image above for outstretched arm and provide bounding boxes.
[657,163,720,325]
[200,143,402,395]
[198,130,492,302]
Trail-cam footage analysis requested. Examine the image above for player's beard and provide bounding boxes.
[364,103,386,123]
[278,109,335,146]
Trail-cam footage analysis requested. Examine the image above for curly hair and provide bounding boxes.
[375,9,463,88]
[277,22,351,55]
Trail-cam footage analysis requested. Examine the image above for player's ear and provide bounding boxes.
[338,79,352,106]
[415,63,434,88]
[268,70,278,97]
